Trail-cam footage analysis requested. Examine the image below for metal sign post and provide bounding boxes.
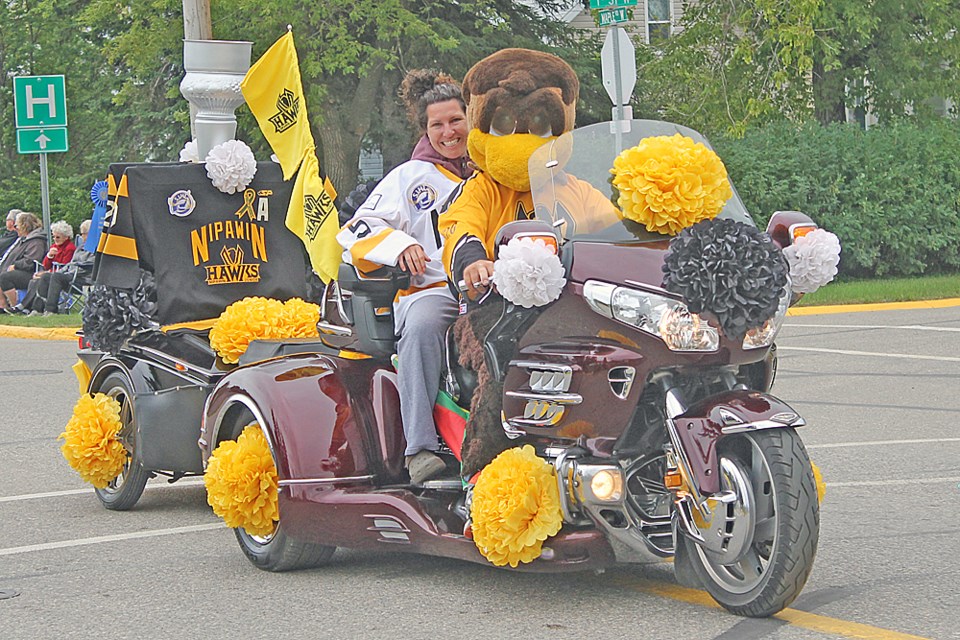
[13,75,69,245]
[600,25,637,147]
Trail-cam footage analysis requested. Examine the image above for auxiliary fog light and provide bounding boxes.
[589,469,624,502]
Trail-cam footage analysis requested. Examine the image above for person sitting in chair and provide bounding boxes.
[0,212,46,313]
[24,220,93,316]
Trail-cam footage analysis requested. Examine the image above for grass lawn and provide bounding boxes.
[796,274,960,306]
[0,310,82,328]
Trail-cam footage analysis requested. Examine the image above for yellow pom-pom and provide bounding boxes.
[280,298,321,338]
[811,460,826,504]
[209,296,322,363]
[204,425,279,537]
[471,445,563,567]
[59,393,128,489]
[611,134,732,235]
[209,296,286,363]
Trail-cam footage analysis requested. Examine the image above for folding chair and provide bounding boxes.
[58,262,93,313]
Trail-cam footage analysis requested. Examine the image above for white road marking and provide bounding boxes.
[786,323,960,332]
[0,478,206,504]
[0,523,225,557]
[778,346,960,362]
[826,476,960,488]
[808,437,960,450]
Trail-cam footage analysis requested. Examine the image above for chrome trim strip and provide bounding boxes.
[133,344,207,378]
[278,475,375,487]
[721,417,806,434]
[317,321,353,337]
[205,394,276,468]
[510,361,573,373]
[505,390,582,404]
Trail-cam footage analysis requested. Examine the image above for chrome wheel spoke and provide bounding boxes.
[733,547,765,582]
[754,514,776,542]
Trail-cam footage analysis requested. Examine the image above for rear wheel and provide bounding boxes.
[93,371,150,510]
[224,408,336,571]
[677,428,819,617]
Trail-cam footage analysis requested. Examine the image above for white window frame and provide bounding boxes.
[645,0,672,44]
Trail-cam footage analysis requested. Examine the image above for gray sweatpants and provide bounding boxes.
[397,293,459,456]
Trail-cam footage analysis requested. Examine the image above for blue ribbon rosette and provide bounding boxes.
[85,180,109,252]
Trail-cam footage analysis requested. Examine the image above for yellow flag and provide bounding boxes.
[288,150,341,283]
[241,31,315,180]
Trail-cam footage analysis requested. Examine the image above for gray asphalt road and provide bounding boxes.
[1,305,958,640]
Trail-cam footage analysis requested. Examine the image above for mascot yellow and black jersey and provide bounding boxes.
[439,48,579,286]
[438,48,581,478]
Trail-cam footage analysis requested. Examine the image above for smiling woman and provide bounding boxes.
[336,68,472,484]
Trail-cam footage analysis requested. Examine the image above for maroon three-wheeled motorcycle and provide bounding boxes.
[197,119,820,618]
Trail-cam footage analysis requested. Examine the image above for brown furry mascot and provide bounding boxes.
[439,49,579,478]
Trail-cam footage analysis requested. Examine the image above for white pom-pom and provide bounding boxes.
[205,140,257,194]
[783,228,841,294]
[492,237,566,308]
[179,139,200,163]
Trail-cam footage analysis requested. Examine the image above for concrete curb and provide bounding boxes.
[0,325,80,341]
[0,298,957,342]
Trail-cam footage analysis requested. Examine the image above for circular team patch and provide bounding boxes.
[411,184,438,211]
[167,189,196,217]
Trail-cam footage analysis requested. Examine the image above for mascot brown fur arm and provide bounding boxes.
[440,49,579,478]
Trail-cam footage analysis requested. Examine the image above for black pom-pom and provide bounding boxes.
[82,271,159,353]
[662,218,788,341]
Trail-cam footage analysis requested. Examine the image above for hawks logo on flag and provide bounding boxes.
[268,89,300,134]
[303,191,334,241]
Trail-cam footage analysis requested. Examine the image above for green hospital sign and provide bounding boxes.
[13,75,68,154]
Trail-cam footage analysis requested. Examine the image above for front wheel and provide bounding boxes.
[93,371,150,510]
[676,428,819,617]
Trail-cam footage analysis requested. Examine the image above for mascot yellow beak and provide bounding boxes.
[468,130,556,193]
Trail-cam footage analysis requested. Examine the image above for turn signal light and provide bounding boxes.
[792,224,817,241]
[664,469,683,490]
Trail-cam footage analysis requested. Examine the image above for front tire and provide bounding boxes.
[93,371,150,510]
[223,409,336,572]
[678,428,819,617]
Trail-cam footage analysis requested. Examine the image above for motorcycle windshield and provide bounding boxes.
[529,119,753,244]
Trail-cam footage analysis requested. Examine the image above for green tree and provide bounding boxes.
[78,0,592,194]
[812,0,960,125]
[1,0,129,228]
[640,0,960,134]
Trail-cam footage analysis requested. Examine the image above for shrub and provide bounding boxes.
[714,120,960,278]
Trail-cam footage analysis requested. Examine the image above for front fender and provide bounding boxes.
[200,353,389,485]
[672,390,804,495]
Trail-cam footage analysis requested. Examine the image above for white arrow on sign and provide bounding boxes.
[35,132,52,150]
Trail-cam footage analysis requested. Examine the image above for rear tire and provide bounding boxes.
[224,408,336,571]
[678,428,819,617]
[93,371,150,510]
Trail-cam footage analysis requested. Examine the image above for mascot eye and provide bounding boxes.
[527,112,554,138]
[490,107,518,137]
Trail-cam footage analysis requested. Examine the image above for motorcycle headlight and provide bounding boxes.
[583,280,719,352]
[742,283,791,349]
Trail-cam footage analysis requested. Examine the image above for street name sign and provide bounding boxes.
[590,0,638,9]
[13,75,67,128]
[16,127,69,154]
[598,8,630,26]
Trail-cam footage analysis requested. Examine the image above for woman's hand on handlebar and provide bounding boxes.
[463,259,494,297]
[398,244,429,276]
